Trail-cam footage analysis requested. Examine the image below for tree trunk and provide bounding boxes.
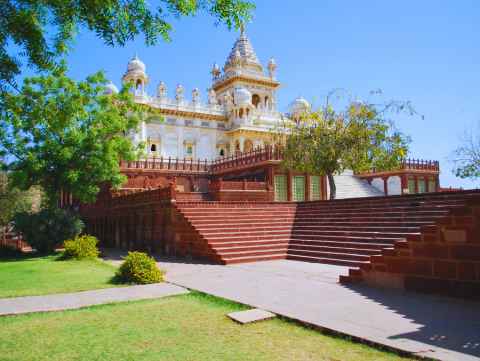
[327,173,336,200]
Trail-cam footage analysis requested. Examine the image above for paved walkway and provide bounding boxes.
[112,256,478,361]
[0,283,188,316]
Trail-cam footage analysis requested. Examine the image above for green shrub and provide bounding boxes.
[13,208,84,254]
[116,251,163,284]
[63,235,99,259]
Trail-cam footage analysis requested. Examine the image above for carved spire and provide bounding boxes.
[224,26,262,73]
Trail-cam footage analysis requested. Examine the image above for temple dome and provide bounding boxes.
[290,96,311,115]
[104,81,119,95]
[234,87,252,106]
[127,55,146,73]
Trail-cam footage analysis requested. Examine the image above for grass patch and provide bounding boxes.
[0,253,119,298]
[0,292,412,361]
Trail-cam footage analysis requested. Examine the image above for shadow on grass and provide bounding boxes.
[0,248,47,262]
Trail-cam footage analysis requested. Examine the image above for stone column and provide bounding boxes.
[400,174,407,195]
[383,176,389,195]
[321,176,328,200]
[239,136,245,152]
[287,171,292,202]
[305,173,311,201]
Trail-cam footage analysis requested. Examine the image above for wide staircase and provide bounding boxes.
[334,171,384,199]
[175,203,296,264]
[175,191,480,266]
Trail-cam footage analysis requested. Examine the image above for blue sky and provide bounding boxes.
[33,0,480,188]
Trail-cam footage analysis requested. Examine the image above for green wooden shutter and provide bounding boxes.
[293,176,305,201]
[310,176,321,200]
[274,175,287,201]
[408,178,415,194]
[418,178,426,193]
[428,178,436,192]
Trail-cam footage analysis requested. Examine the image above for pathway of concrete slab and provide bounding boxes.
[0,283,188,316]
[138,258,479,361]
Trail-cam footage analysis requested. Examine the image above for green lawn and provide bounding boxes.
[0,292,411,361]
[0,253,118,298]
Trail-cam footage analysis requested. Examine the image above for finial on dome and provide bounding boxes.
[211,62,221,80]
[240,23,245,36]
[268,57,277,78]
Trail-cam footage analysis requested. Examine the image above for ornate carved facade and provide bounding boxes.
[109,28,308,161]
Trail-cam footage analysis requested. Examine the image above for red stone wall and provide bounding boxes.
[342,196,480,298]
[81,185,219,261]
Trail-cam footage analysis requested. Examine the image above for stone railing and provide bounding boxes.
[152,97,225,115]
[120,146,284,175]
[120,158,211,173]
[359,159,440,175]
[210,146,283,173]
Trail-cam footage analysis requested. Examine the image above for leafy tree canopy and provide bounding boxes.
[0,0,254,90]
[0,65,144,206]
[281,92,412,199]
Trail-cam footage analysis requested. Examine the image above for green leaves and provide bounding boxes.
[0,67,144,205]
[0,0,254,90]
[282,96,412,198]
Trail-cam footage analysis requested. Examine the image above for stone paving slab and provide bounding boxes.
[228,308,276,324]
[0,283,188,316]
[152,258,480,361]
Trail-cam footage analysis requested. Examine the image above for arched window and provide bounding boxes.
[252,94,260,108]
[265,96,269,107]
[239,108,244,118]
[150,144,157,152]
[219,149,225,157]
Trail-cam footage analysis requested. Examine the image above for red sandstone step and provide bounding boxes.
[208,239,291,248]
[203,233,292,242]
[287,249,370,262]
[192,219,437,228]
[289,238,394,249]
[288,243,382,256]
[291,225,421,232]
[291,231,420,239]
[180,204,460,214]
[195,225,293,233]
[338,274,363,284]
[200,230,292,238]
[189,217,442,227]
[182,210,452,220]
[221,253,287,265]
[218,248,289,258]
[213,243,289,254]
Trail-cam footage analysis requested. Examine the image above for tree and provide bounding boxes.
[0,65,144,207]
[0,0,254,91]
[281,94,411,199]
[0,169,37,227]
[452,127,480,180]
